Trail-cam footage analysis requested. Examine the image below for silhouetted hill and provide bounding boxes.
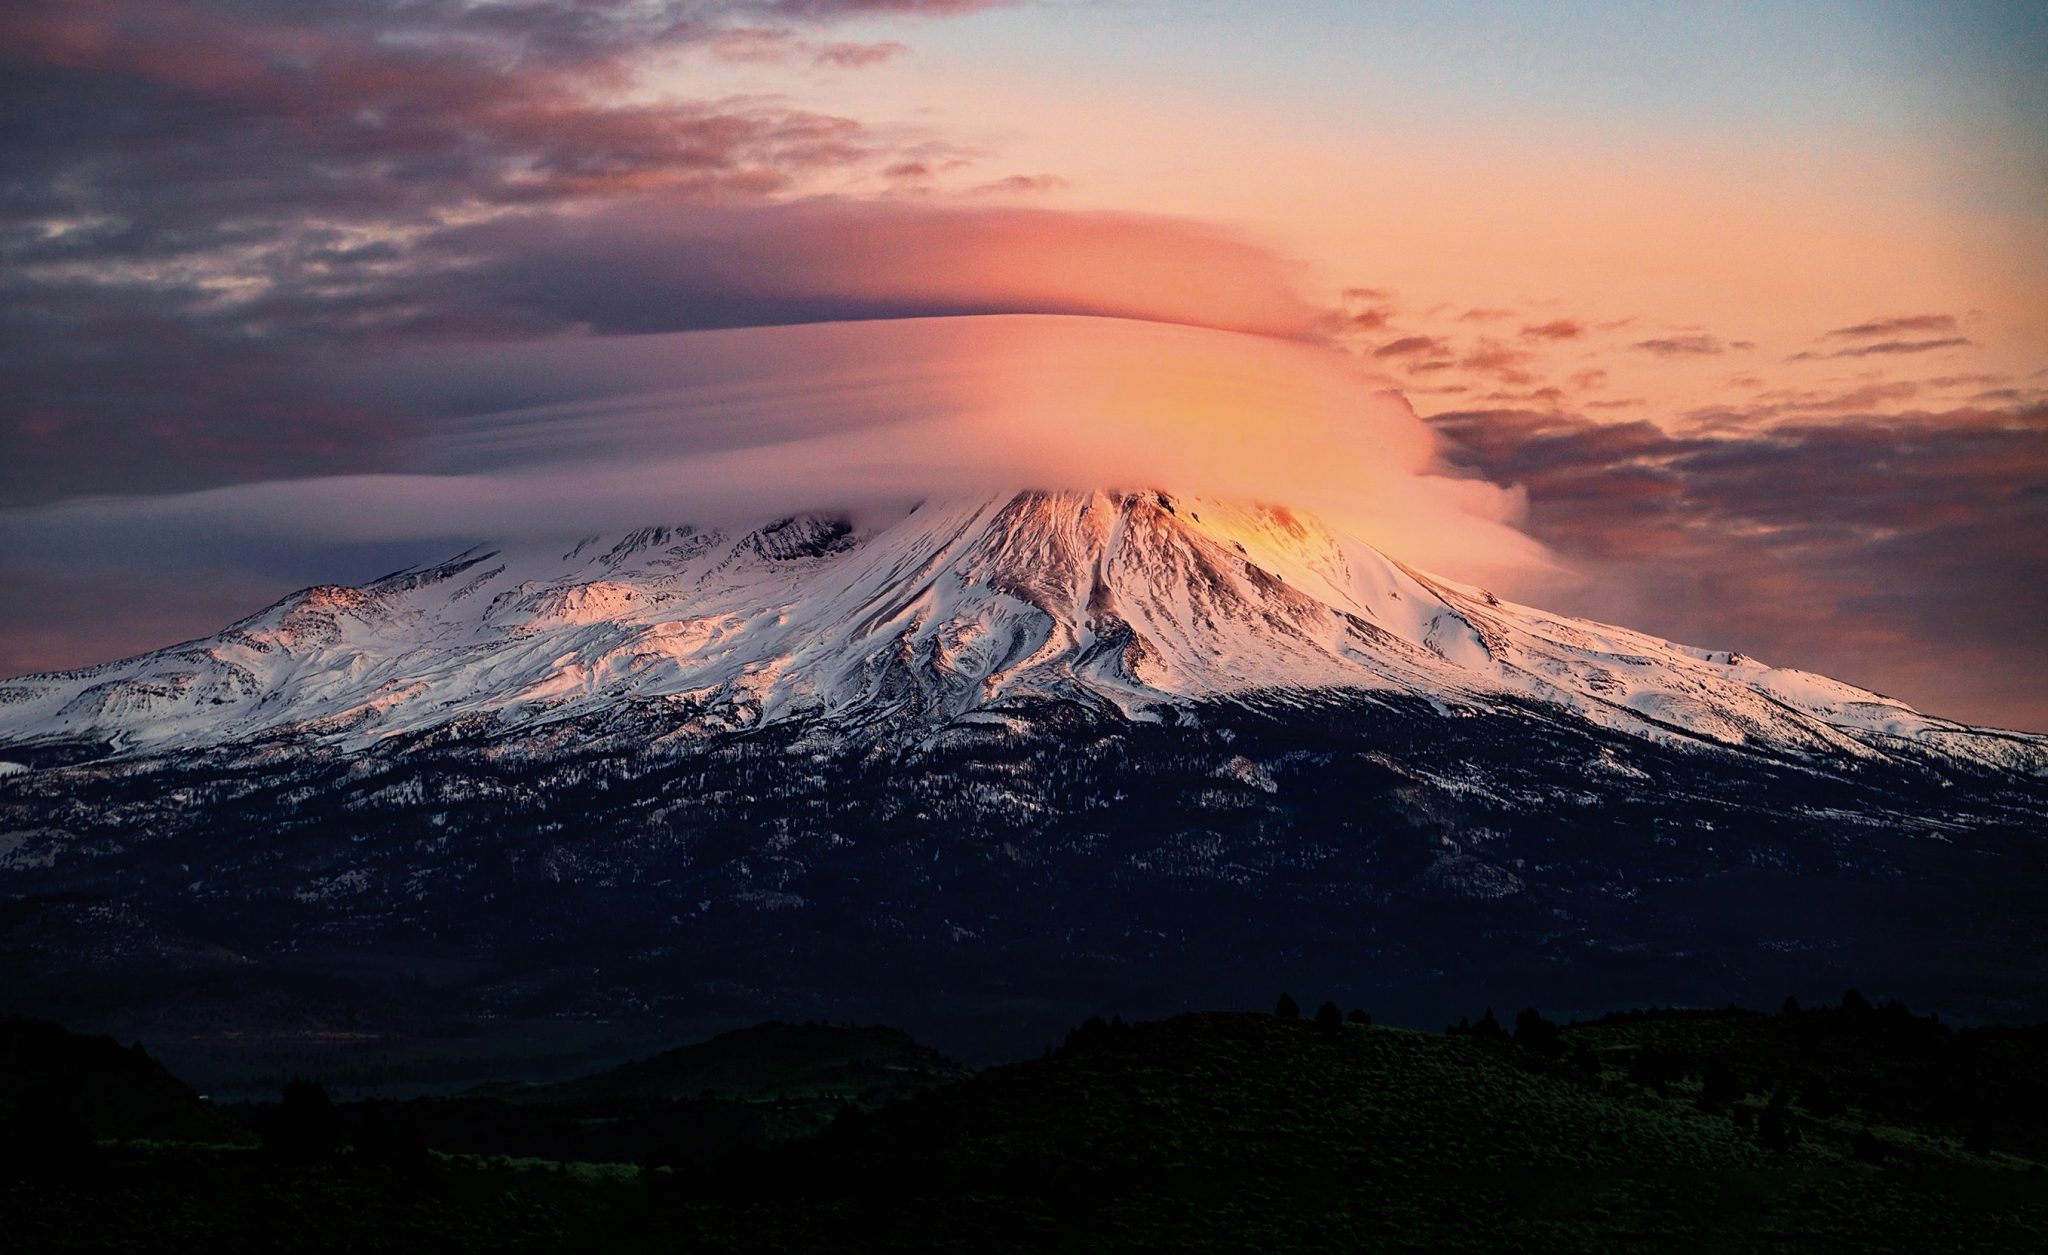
[380,1020,971,1163]
[753,1010,2048,1250]
[0,1016,250,1149]
[4,1005,2044,1251]
[491,1020,969,1106]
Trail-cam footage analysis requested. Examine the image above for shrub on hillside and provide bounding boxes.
[1699,1059,1744,1110]
[266,1078,341,1162]
[1513,1009,1563,1061]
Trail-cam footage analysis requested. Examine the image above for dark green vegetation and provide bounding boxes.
[4,997,2046,1252]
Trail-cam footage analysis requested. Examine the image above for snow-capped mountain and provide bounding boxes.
[2,489,2038,772]
[5,489,2046,1072]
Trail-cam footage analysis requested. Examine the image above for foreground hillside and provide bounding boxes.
[747,1007,2048,1252]
[4,1002,2044,1252]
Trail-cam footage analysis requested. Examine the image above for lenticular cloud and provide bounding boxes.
[3,315,1547,585]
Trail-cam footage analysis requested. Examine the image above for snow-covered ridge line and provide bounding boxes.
[0,489,2040,773]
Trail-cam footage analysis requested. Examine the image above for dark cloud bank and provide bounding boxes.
[0,0,1052,506]
[1429,404,2048,731]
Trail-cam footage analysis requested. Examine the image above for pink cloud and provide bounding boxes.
[814,40,908,68]
[1459,341,1538,385]
[1825,313,1960,340]
[413,199,1330,343]
[1789,337,1972,361]
[1373,335,1451,358]
[968,173,1070,196]
[1633,334,1744,357]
